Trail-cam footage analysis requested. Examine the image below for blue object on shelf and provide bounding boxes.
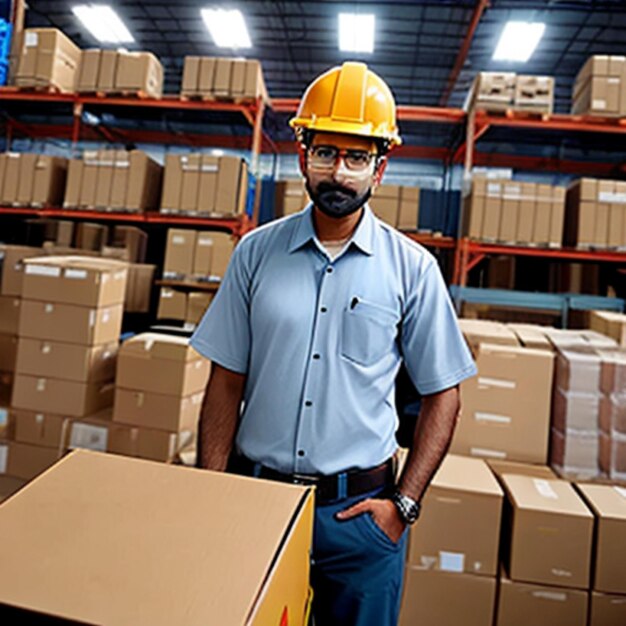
[245,173,256,218]
[0,18,12,76]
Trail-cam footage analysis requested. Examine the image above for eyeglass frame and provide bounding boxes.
[306,144,381,172]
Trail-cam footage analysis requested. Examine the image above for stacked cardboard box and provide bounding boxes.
[565,178,626,249]
[452,320,555,463]
[100,333,210,462]
[157,289,215,324]
[369,185,420,230]
[496,475,594,625]
[274,179,309,218]
[3,256,125,481]
[14,28,81,93]
[462,176,565,246]
[0,153,68,208]
[400,455,502,626]
[76,49,163,98]
[589,310,626,347]
[63,149,163,212]
[0,450,315,624]
[181,56,268,103]
[467,72,554,114]
[160,153,248,216]
[572,55,626,117]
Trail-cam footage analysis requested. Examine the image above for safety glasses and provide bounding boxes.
[308,145,377,171]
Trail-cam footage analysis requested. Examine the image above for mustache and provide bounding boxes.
[316,182,357,198]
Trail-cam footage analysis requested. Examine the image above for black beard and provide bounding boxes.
[306,181,371,219]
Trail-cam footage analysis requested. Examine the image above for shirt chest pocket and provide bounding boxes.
[341,300,399,366]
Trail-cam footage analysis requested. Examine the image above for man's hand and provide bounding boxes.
[336,497,407,543]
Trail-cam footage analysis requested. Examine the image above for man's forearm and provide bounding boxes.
[197,365,246,471]
[397,386,460,502]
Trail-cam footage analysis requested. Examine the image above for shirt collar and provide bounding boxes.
[288,203,375,256]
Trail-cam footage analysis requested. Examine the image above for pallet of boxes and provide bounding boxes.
[572,55,626,118]
[399,319,626,625]
[466,72,554,115]
[0,255,125,492]
[157,228,235,324]
[462,175,565,247]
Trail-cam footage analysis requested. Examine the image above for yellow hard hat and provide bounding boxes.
[289,61,401,148]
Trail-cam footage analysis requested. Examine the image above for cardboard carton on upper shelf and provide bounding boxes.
[98,50,119,93]
[31,155,68,208]
[12,408,73,450]
[16,153,38,207]
[481,181,502,241]
[564,178,598,249]
[499,181,521,243]
[180,154,202,213]
[124,263,156,314]
[14,28,81,93]
[589,592,626,626]
[79,149,99,209]
[399,567,496,626]
[496,573,588,626]
[197,154,219,214]
[406,455,503,576]
[114,51,163,99]
[186,292,214,325]
[116,333,210,397]
[76,49,101,92]
[215,156,248,215]
[160,153,183,213]
[213,58,232,96]
[63,158,83,208]
[157,288,187,321]
[181,55,201,95]
[531,183,553,246]
[549,186,566,248]
[209,231,236,278]
[0,450,315,626]
[514,75,555,114]
[468,72,516,111]
[500,474,594,589]
[572,55,626,116]
[198,57,217,94]
[163,229,197,279]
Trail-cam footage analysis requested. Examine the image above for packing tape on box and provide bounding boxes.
[532,591,567,602]
[475,412,512,424]
[65,269,87,280]
[41,342,51,355]
[0,444,7,473]
[36,378,46,392]
[26,264,61,277]
[534,479,558,499]
[477,377,516,389]
[25,31,38,47]
[470,447,506,459]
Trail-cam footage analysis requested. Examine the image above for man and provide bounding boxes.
[191,62,477,626]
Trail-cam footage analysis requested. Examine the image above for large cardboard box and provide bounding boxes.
[12,374,114,418]
[515,182,536,244]
[463,190,485,239]
[407,455,503,576]
[15,153,37,206]
[501,474,594,589]
[117,333,210,397]
[482,182,502,241]
[13,409,72,450]
[63,158,83,208]
[0,244,43,296]
[243,59,267,100]
[210,231,236,278]
[197,154,219,214]
[15,28,80,92]
[215,156,247,215]
[163,229,197,278]
[186,292,214,325]
[0,295,20,335]
[78,150,99,209]
[198,57,217,94]
[181,55,200,95]
[31,155,67,208]
[499,182,521,243]
[76,49,101,92]
[0,440,63,480]
[565,178,597,248]
[21,256,127,307]
[213,58,232,96]
[0,450,314,626]
[514,75,554,113]
[112,387,203,432]
[193,232,214,276]
[531,184,553,245]
[451,343,554,463]
[15,338,117,383]
[157,288,187,320]
[180,153,202,212]
[18,300,123,346]
[589,592,626,626]
[114,51,163,98]
[1,153,20,205]
[126,150,163,212]
[470,72,516,110]
[496,575,588,626]
[399,567,496,626]
[160,154,183,212]
[549,186,566,248]
[94,149,115,209]
[98,50,118,92]
[576,483,626,594]
[124,263,155,314]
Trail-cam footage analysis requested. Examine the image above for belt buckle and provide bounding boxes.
[291,473,317,486]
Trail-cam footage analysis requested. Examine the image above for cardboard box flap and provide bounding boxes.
[0,450,313,626]
[119,332,202,363]
[431,454,503,496]
[487,460,557,480]
[502,474,593,518]
[458,319,519,351]
[577,483,626,520]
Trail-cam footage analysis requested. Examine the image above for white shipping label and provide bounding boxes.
[200,164,219,173]
[114,271,126,281]
[64,269,87,280]
[41,343,51,354]
[487,183,501,195]
[478,376,516,389]
[36,378,46,392]
[534,479,558,499]
[532,591,567,602]
[26,265,61,277]
[172,236,186,244]
[162,290,174,299]
[475,412,512,425]
[45,303,54,313]
[102,311,110,324]
[614,486,626,500]
[439,552,465,573]
[198,239,213,246]
[25,32,38,47]
[0,408,7,427]
[470,447,507,459]
[89,310,96,327]
[36,414,44,425]
[0,444,7,473]
[592,99,607,110]
[69,423,108,452]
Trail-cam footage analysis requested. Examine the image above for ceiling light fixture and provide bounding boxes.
[338,13,375,54]
[72,4,134,44]
[493,21,545,62]
[201,8,252,48]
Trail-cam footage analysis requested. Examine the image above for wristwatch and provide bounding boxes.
[391,490,421,525]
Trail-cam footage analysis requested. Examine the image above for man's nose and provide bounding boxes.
[331,157,351,181]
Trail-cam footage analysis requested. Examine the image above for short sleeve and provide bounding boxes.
[190,243,251,374]
[401,261,476,395]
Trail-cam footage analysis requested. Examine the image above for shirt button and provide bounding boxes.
[305,401,312,407]
[320,307,327,313]
[326,267,333,274]
[298,450,305,457]
[312,353,320,360]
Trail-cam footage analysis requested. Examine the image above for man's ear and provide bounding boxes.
[372,157,388,189]
[297,143,307,176]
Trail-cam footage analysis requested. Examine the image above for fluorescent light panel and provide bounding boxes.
[72,4,134,44]
[493,21,545,62]
[201,8,252,48]
[338,13,375,53]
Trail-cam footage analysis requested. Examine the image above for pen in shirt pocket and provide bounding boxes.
[350,297,359,310]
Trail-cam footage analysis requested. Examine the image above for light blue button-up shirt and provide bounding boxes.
[191,204,476,475]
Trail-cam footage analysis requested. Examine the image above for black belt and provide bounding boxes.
[228,455,395,504]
